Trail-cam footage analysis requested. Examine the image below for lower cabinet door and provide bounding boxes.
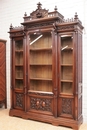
[58,97,74,119]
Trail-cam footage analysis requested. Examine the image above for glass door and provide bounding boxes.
[29,32,52,92]
[60,34,73,94]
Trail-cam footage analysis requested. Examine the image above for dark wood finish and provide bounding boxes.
[0,39,7,108]
[9,2,83,130]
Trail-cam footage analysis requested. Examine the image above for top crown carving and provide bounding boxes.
[30,2,48,19]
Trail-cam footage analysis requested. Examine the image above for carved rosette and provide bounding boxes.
[16,93,23,108]
[62,98,72,114]
[30,97,52,112]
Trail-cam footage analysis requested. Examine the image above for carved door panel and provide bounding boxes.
[28,94,54,115]
[58,97,74,118]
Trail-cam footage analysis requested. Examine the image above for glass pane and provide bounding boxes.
[29,32,52,92]
[15,66,23,78]
[15,52,23,65]
[30,80,52,92]
[15,80,23,89]
[61,66,73,80]
[30,50,52,65]
[61,82,73,94]
[30,32,52,49]
[15,40,23,50]
[15,39,24,89]
[60,35,73,94]
[61,36,73,65]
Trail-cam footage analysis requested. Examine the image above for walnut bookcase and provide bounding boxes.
[9,2,83,130]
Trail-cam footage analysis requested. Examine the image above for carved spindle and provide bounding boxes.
[24,12,27,17]
[71,18,73,22]
[74,12,78,21]
[54,6,58,11]
[10,24,13,30]
[67,18,69,22]
[37,2,42,9]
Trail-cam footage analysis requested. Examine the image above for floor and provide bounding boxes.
[0,109,87,130]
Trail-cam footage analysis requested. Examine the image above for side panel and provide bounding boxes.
[0,40,6,108]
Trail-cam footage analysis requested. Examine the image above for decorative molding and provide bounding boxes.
[62,98,72,114]
[58,25,74,31]
[26,22,54,29]
[10,32,24,37]
[16,93,23,108]
[30,97,52,111]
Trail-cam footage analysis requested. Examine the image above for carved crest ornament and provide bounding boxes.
[9,2,83,37]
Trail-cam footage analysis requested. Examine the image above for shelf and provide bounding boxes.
[30,64,52,66]
[59,93,73,96]
[30,77,52,81]
[15,78,23,80]
[15,64,23,66]
[30,48,52,51]
[61,64,73,66]
[15,50,23,52]
[61,80,73,82]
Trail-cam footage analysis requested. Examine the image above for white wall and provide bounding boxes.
[0,0,87,123]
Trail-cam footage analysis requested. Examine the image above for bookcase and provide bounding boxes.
[9,2,83,130]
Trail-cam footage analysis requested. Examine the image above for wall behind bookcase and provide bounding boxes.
[0,0,87,122]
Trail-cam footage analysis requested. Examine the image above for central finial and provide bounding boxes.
[37,2,42,9]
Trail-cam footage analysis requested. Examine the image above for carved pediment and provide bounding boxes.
[30,2,48,19]
[22,2,65,25]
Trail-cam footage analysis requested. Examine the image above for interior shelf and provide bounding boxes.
[30,64,52,66]
[30,48,52,51]
[61,64,73,66]
[15,50,23,52]
[15,78,23,80]
[15,65,23,66]
[61,80,73,82]
[30,78,52,81]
